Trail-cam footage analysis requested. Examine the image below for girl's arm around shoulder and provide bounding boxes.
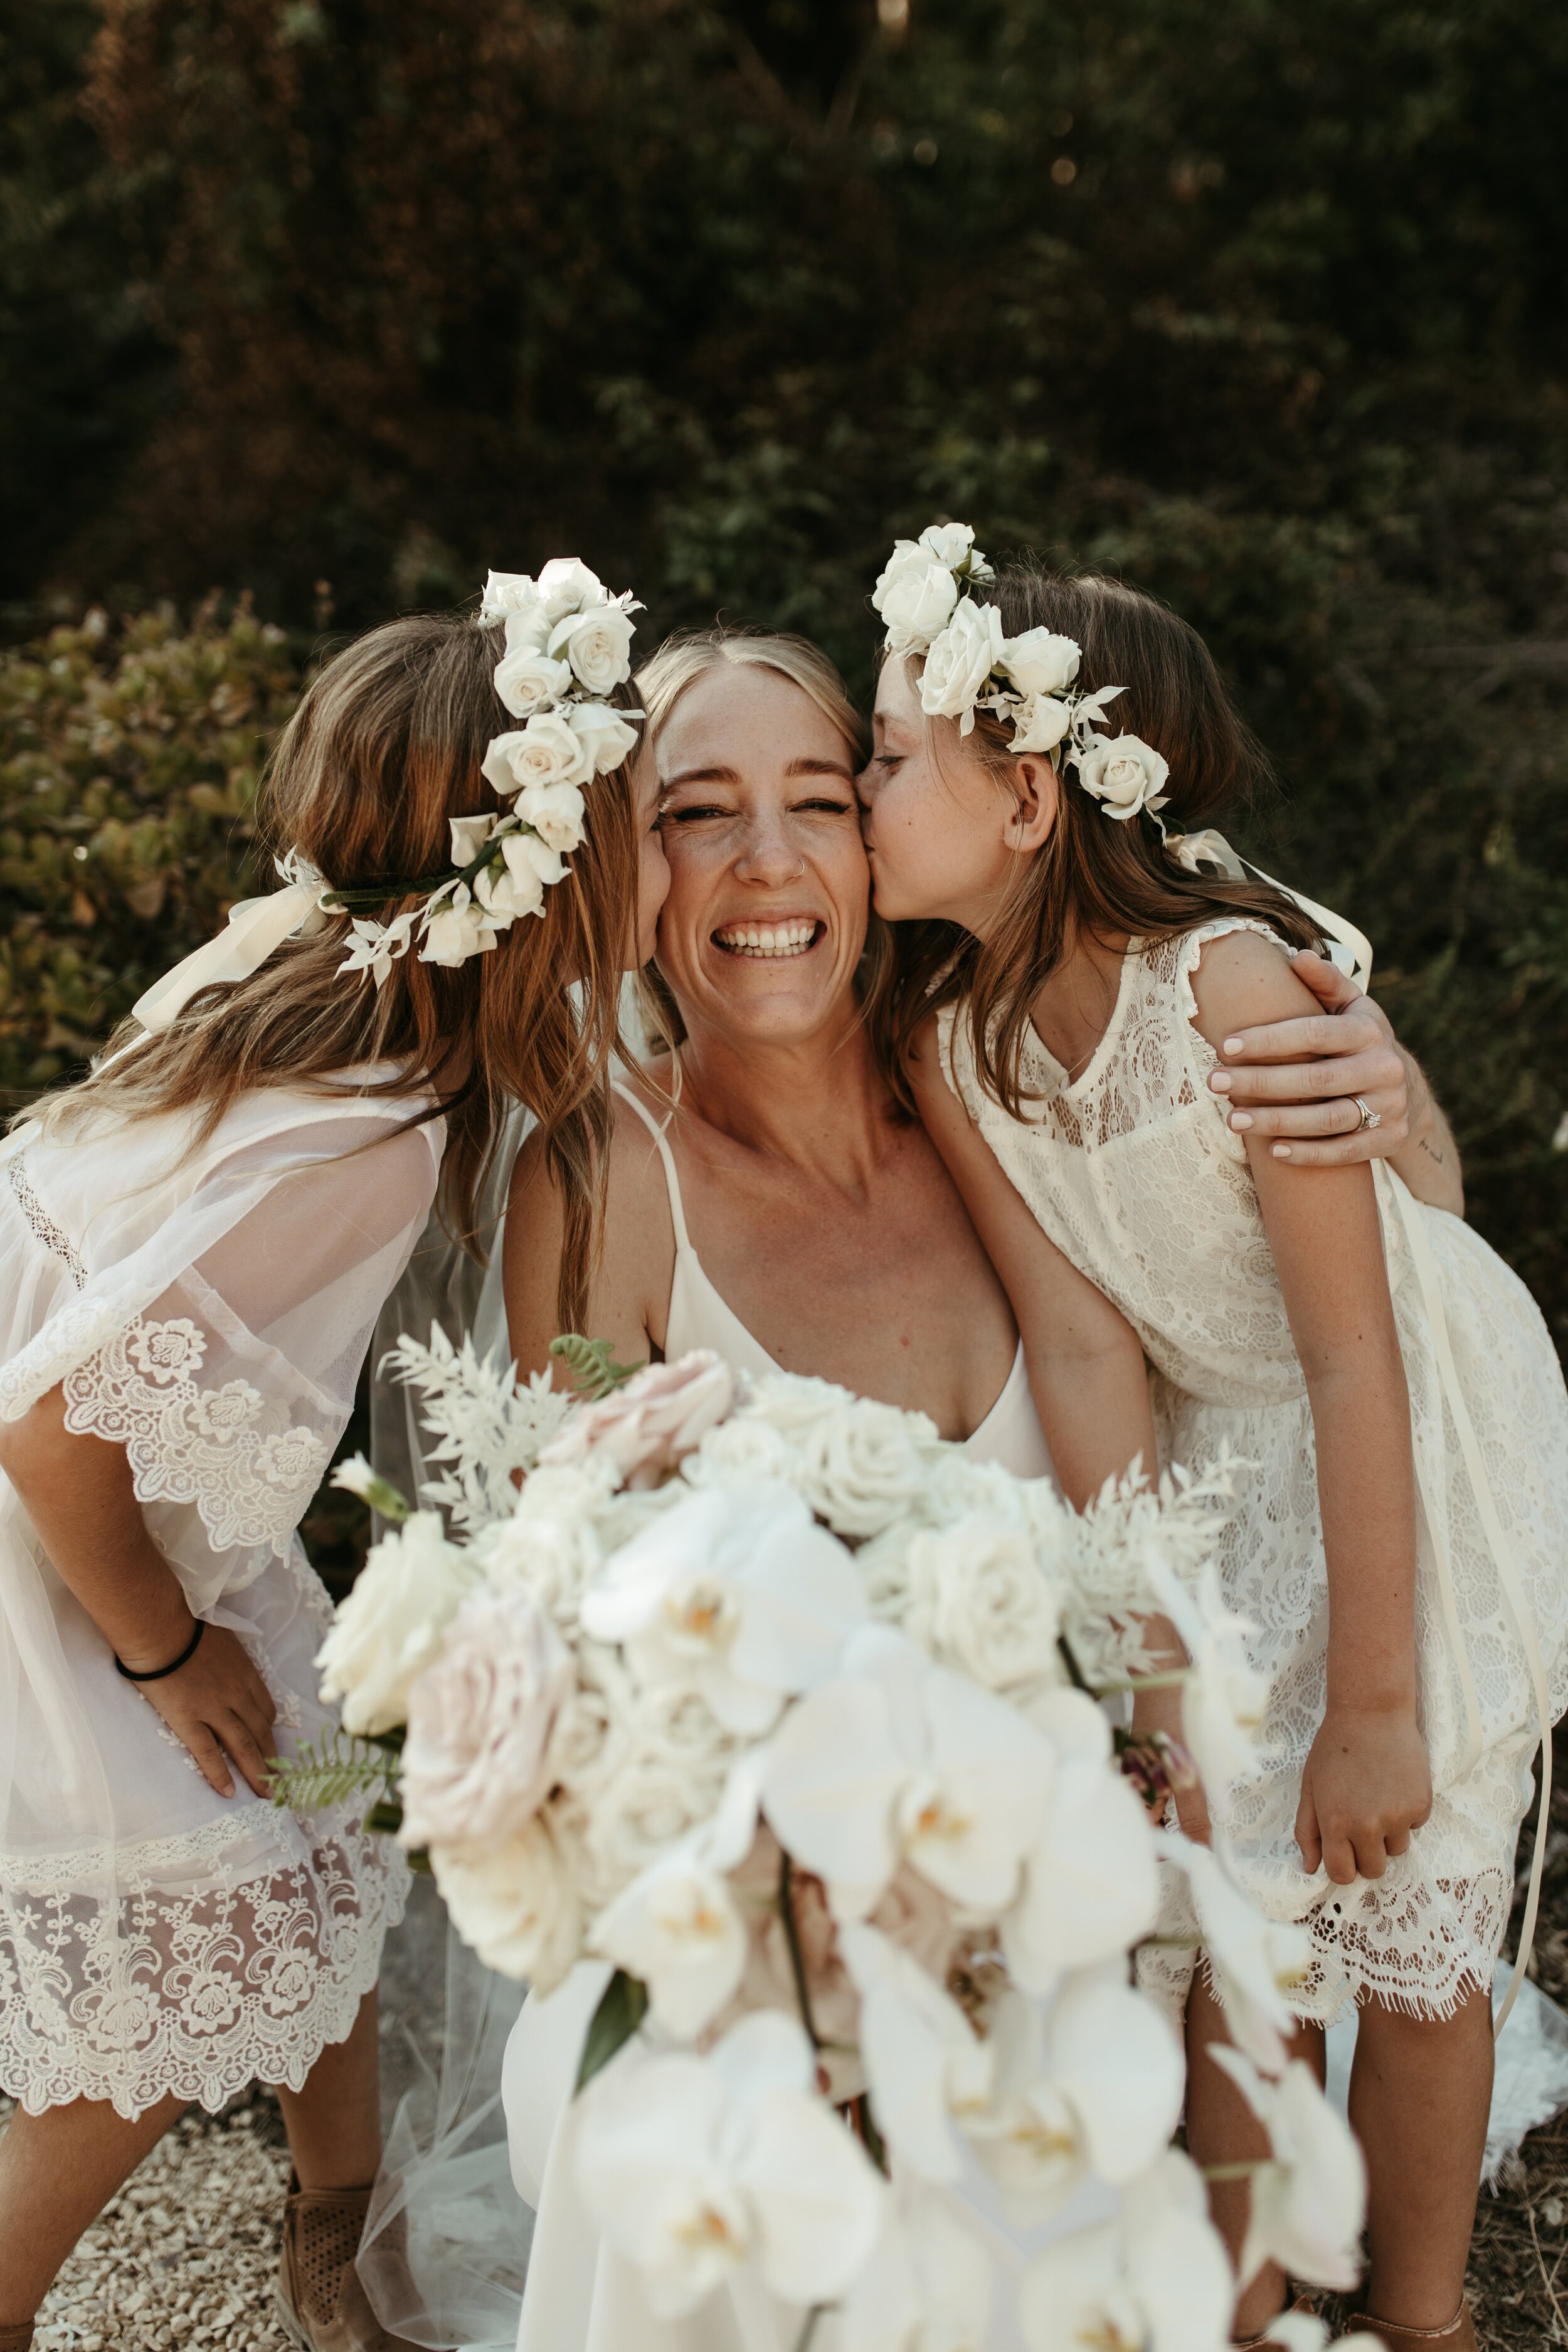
[502,1081,680,1384]
[906,1012,1157,1509]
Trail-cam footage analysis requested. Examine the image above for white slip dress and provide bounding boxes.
[940,921,1568,2033]
[494,1081,1064,2352]
[0,1075,440,2119]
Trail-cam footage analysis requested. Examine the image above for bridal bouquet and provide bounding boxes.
[285,1336,1370,2351]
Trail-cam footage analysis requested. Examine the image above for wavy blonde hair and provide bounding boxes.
[29,612,643,1325]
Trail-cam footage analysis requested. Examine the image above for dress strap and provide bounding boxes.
[611,1078,692,1253]
[1375,1162,1553,2038]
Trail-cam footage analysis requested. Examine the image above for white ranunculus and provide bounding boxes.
[480,570,548,637]
[580,1480,866,1735]
[494,640,571,719]
[839,1922,993,2183]
[918,521,978,571]
[481,711,593,800]
[968,1973,1185,2221]
[999,628,1081,699]
[536,555,609,621]
[516,778,588,854]
[430,1805,584,1989]
[541,1350,738,1489]
[873,546,961,657]
[837,2181,994,2352]
[792,1395,937,1539]
[420,898,497,967]
[1159,1833,1311,2074]
[762,1624,1051,1919]
[1210,2048,1366,2293]
[549,603,636,696]
[589,1835,749,2039]
[1009,693,1076,755]
[904,1515,1062,1690]
[1018,2149,1235,2352]
[1002,1687,1160,1996]
[1073,731,1171,820]
[398,1586,573,1848]
[918,599,1006,734]
[566,697,641,775]
[316,1509,475,1734]
[573,2011,884,2318]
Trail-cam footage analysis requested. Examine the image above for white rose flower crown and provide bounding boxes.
[874,521,1172,824]
[326,558,644,983]
[273,1330,1384,2352]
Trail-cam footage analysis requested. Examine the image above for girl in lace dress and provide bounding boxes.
[0,578,662,2352]
[858,537,1568,2352]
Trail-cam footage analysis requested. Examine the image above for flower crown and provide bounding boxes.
[327,558,644,982]
[873,522,1171,823]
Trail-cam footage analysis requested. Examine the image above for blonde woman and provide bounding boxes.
[0,575,665,2352]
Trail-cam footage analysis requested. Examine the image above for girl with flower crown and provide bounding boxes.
[0,569,664,2352]
[858,529,1568,2352]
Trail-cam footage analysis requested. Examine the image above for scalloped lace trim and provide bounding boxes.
[0,1816,410,2119]
[60,1316,331,1559]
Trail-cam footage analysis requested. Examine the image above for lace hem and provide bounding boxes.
[0,1813,410,2119]
[8,1153,87,1288]
[61,1314,331,1559]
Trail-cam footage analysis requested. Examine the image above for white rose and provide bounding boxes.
[400,1587,574,1847]
[315,1510,475,1735]
[919,521,977,569]
[681,1413,797,1489]
[581,1747,730,1906]
[448,812,499,866]
[541,1350,738,1488]
[480,711,593,799]
[999,627,1081,698]
[918,598,1005,734]
[548,604,636,696]
[420,898,496,967]
[874,547,960,656]
[480,570,548,635]
[904,1516,1062,1690]
[536,555,608,621]
[792,1395,937,1538]
[1072,732,1170,820]
[430,1806,584,1989]
[516,778,587,854]
[1010,694,1075,755]
[494,640,571,719]
[566,698,641,776]
[472,859,541,927]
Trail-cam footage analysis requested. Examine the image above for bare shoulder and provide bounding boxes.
[906,1006,960,1112]
[1185,924,1318,1053]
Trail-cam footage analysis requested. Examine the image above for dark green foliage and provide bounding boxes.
[575,1967,650,2094]
[1,0,1566,1336]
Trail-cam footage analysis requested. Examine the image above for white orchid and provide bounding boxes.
[1018,2150,1236,2352]
[1002,1688,1160,1995]
[1209,2048,1366,2292]
[1143,1552,1268,1816]
[762,1624,1051,1917]
[837,2183,994,2352]
[839,1921,993,2181]
[580,1480,867,1734]
[587,1756,764,2038]
[572,2011,884,2318]
[967,1970,1185,2220]
[1159,1834,1312,2073]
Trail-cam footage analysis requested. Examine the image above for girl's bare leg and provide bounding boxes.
[0,2091,186,2326]
[275,1988,383,2190]
[1350,1986,1491,2327]
[1185,1969,1327,2339]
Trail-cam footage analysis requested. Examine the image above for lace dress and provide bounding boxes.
[0,1078,442,2117]
[941,921,1568,2025]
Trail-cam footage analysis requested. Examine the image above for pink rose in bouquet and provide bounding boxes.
[400,1586,573,1847]
[540,1349,738,1488]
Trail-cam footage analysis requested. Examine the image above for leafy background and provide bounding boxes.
[3,0,1567,1353]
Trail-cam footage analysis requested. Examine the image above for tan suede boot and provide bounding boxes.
[1357,2301,1478,2352]
[275,2174,420,2352]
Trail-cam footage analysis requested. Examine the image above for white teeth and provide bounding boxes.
[714,921,819,959]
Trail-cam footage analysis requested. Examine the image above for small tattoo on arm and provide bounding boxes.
[1418,1138,1446,1166]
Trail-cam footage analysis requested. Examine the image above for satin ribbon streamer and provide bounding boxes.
[1167,828,1374,991]
[131,878,327,1035]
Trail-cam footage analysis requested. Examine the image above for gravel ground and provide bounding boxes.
[9,1820,1568,2350]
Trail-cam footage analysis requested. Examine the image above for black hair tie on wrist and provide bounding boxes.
[115,1618,206,1682]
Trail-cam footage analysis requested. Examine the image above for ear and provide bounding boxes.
[1004,755,1061,855]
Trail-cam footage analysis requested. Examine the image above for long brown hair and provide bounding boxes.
[29,611,642,1326]
[877,563,1323,1116]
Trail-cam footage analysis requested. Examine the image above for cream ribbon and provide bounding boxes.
[130,877,327,1035]
[1167,828,1374,990]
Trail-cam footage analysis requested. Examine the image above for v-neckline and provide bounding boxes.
[1025,938,1142,1099]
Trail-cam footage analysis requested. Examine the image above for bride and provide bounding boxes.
[365,623,1455,2351]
